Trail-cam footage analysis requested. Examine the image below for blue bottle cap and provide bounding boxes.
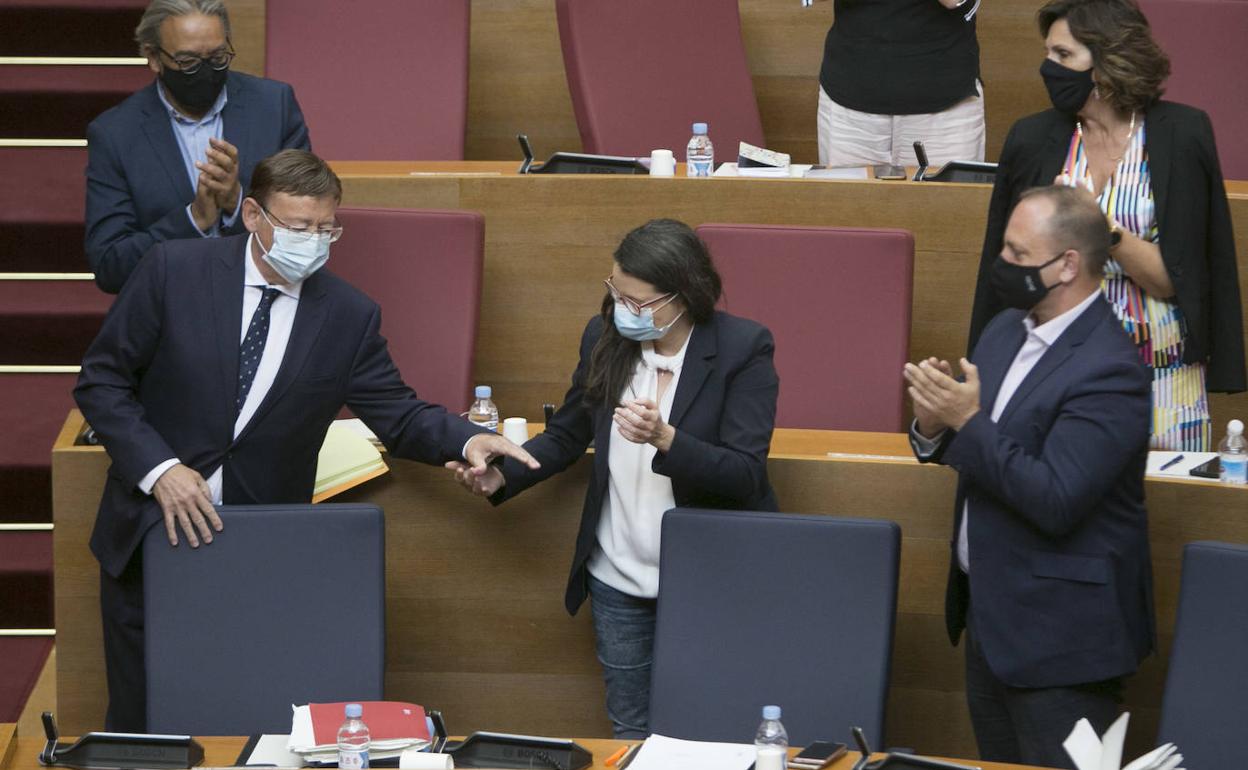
[762,705,781,720]
[692,122,708,135]
[345,703,363,718]
[475,385,492,399]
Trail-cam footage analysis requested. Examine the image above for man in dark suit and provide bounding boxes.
[75,149,538,731]
[85,0,310,294]
[903,186,1153,768]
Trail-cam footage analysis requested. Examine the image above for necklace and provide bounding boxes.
[1077,111,1137,163]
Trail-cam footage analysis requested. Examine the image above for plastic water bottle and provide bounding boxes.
[1219,419,1247,485]
[754,705,789,770]
[468,385,499,432]
[337,703,370,770]
[686,122,714,177]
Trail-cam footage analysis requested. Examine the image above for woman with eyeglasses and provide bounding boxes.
[447,218,779,737]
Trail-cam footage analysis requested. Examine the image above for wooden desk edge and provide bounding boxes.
[52,413,1241,490]
[1,735,1043,770]
[0,725,17,770]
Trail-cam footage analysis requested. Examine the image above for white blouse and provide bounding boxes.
[586,334,692,598]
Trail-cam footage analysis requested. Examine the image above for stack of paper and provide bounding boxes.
[1064,713,1184,770]
[288,702,430,765]
[312,421,389,502]
[623,734,756,770]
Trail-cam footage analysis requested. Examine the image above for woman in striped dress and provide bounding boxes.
[968,0,1245,449]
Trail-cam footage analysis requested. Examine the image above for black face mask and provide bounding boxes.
[160,64,228,114]
[1040,58,1095,115]
[990,252,1066,310]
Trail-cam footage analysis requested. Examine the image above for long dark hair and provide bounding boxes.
[583,219,722,407]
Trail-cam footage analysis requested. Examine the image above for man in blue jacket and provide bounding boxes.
[85,0,310,293]
[76,149,540,731]
[904,186,1154,769]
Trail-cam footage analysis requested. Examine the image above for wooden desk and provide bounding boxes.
[0,735,1046,770]
[330,162,1248,436]
[52,412,1248,759]
[0,725,15,770]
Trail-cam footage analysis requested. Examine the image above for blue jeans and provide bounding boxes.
[964,629,1122,768]
[588,574,656,738]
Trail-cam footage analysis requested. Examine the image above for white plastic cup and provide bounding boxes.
[502,417,529,445]
[649,149,676,177]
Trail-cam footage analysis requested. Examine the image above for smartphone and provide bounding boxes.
[788,741,848,769]
[1189,457,1221,479]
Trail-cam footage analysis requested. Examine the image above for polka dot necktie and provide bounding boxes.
[236,287,281,414]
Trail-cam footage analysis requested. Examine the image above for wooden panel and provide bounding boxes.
[53,411,1248,760]
[222,0,265,77]
[332,166,1248,438]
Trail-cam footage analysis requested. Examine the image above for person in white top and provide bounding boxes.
[904,186,1152,769]
[447,219,780,737]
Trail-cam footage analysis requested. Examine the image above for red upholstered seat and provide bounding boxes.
[330,208,483,414]
[265,0,470,160]
[0,373,78,523]
[697,224,914,432]
[556,0,765,157]
[1138,0,1248,180]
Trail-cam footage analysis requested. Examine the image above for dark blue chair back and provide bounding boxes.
[650,508,900,746]
[1157,540,1248,766]
[143,504,385,734]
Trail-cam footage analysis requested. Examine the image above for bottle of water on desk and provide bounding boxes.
[468,385,499,432]
[754,705,789,770]
[686,122,714,177]
[1219,419,1247,485]
[337,703,370,769]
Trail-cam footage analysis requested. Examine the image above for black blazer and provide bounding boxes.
[968,102,1245,393]
[491,312,780,614]
[920,298,1155,688]
[75,234,484,578]
[85,71,310,294]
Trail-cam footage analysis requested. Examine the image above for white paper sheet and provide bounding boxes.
[624,734,757,770]
[245,734,303,767]
[1145,451,1218,479]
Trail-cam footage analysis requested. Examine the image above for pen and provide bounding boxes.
[605,746,629,766]
[616,744,641,770]
[1159,454,1185,471]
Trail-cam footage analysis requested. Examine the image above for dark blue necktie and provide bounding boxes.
[237,287,281,413]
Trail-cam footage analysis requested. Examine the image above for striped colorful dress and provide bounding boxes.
[1062,120,1211,451]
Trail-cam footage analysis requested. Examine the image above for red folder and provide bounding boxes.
[309,701,430,746]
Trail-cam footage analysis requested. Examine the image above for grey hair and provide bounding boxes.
[134,0,231,54]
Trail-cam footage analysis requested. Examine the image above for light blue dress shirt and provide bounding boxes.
[154,81,243,236]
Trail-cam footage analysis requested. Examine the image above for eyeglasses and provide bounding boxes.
[604,277,676,316]
[262,208,344,243]
[156,43,235,75]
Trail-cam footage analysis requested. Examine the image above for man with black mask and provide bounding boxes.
[902,185,1155,769]
[85,0,310,293]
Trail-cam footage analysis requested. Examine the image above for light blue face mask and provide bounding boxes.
[259,208,332,284]
[613,295,684,341]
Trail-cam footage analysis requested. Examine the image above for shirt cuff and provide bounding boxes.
[909,419,946,458]
[138,458,180,495]
[220,187,243,227]
[185,204,219,238]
